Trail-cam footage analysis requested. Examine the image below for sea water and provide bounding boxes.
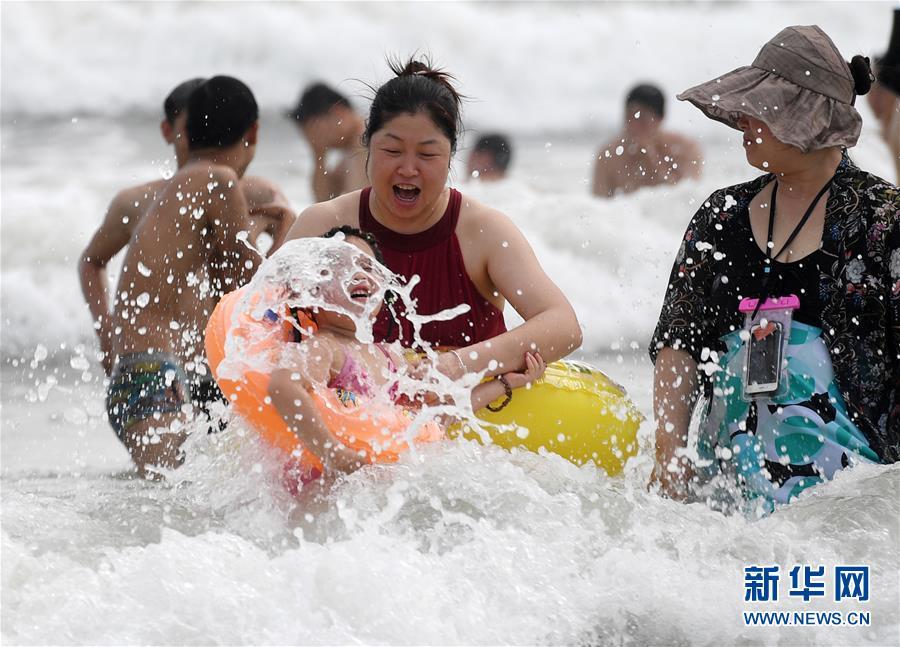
[2,2,898,644]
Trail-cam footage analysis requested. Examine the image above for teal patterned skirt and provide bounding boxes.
[702,322,879,514]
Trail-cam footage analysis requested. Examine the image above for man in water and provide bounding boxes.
[869,9,900,182]
[79,78,294,376]
[592,83,703,198]
[288,82,367,202]
[466,133,513,181]
[102,76,280,477]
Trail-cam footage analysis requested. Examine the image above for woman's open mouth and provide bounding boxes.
[393,183,421,203]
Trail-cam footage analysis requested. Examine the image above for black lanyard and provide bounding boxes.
[752,176,833,319]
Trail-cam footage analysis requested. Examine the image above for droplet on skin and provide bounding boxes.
[137,262,152,277]
[615,145,625,156]
[762,161,769,168]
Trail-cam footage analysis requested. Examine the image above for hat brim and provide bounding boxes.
[677,65,861,153]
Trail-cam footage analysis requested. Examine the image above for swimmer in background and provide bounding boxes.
[592,83,703,198]
[288,83,368,202]
[79,77,295,376]
[269,227,546,475]
[104,76,285,477]
[868,9,900,182]
[467,134,513,181]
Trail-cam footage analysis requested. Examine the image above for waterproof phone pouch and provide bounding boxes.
[737,295,799,401]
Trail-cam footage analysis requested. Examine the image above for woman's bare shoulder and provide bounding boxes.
[288,190,363,239]
[456,191,521,246]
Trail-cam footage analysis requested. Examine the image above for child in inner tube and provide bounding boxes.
[268,226,545,475]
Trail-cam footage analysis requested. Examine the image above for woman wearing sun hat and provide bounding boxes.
[648,25,899,514]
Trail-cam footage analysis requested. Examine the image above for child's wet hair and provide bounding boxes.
[320,226,398,321]
[321,225,386,265]
[363,56,463,153]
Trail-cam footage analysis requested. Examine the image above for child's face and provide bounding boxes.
[315,237,384,332]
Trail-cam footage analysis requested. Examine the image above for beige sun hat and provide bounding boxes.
[677,25,862,152]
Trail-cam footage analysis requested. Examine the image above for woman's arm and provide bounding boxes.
[439,210,582,379]
[650,347,700,499]
[647,189,723,498]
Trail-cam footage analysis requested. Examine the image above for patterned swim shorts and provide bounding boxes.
[105,353,225,440]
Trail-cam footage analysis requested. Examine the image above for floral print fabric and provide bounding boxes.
[650,154,900,462]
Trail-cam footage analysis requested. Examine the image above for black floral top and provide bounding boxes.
[650,155,900,462]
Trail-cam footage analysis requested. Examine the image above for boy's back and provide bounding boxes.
[112,162,256,369]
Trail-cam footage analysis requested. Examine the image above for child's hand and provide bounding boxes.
[502,352,546,389]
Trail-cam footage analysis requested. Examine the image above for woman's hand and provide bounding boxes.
[406,350,467,381]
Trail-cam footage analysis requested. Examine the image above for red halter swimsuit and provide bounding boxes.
[359,187,507,349]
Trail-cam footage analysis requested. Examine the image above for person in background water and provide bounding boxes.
[287,58,582,392]
[592,83,703,198]
[868,8,900,183]
[79,78,295,376]
[288,82,368,202]
[649,25,898,515]
[466,133,513,181]
[104,76,289,478]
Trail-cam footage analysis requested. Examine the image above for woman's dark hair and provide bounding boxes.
[363,56,463,153]
[849,55,874,97]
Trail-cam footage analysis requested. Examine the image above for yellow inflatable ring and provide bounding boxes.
[459,360,642,476]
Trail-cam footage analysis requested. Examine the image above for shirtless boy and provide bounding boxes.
[592,83,703,198]
[79,78,294,375]
[103,76,276,476]
[288,82,368,202]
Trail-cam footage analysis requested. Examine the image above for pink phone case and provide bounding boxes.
[738,294,800,314]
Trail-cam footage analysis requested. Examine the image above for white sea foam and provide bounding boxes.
[0,1,888,133]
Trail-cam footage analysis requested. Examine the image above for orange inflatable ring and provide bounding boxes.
[205,286,442,481]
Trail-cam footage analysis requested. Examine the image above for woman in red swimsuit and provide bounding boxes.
[286,58,581,382]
